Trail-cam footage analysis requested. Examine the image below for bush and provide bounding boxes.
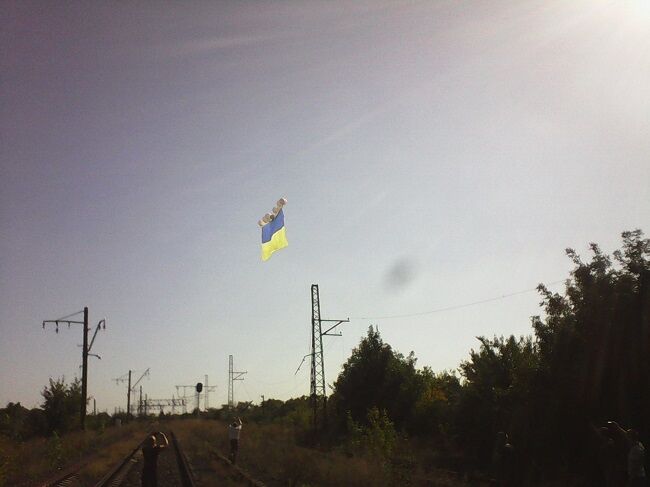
[42,378,83,435]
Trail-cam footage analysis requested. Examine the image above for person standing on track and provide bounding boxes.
[141,431,169,487]
[228,417,243,464]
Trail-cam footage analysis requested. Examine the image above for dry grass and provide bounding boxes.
[0,421,154,487]
[171,419,479,487]
[76,424,153,485]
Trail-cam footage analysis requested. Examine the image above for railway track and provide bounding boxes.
[43,431,195,487]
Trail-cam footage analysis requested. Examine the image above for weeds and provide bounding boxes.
[47,431,63,470]
[1,420,153,485]
[171,418,473,486]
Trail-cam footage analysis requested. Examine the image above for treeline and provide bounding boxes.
[214,230,648,484]
[0,378,110,440]
[323,229,649,483]
[233,230,649,483]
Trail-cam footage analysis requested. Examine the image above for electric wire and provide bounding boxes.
[352,279,566,320]
[241,381,253,402]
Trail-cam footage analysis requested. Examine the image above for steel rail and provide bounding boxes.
[43,431,196,487]
[42,466,83,487]
[170,430,196,487]
[93,439,142,487]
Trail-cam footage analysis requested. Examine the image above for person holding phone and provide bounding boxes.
[141,431,169,487]
[228,417,243,464]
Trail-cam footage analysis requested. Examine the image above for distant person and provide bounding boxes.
[627,430,646,487]
[590,423,617,487]
[228,417,243,464]
[141,431,168,487]
[491,431,515,486]
[607,421,646,487]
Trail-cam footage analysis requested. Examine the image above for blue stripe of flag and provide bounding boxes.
[261,209,285,243]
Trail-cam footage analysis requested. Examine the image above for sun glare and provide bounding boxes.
[626,0,650,18]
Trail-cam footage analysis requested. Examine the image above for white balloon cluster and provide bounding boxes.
[258,197,287,227]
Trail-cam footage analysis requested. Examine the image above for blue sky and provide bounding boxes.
[1,1,649,413]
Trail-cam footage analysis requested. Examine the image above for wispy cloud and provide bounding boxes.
[163,33,288,58]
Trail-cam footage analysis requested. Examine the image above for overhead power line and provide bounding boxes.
[353,279,566,320]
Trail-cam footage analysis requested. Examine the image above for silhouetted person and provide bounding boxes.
[607,422,646,487]
[590,423,617,486]
[228,417,243,464]
[491,431,515,486]
[627,430,646,487]
[141,431,168,487]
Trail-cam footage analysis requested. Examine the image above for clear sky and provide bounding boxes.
[2,1,649,413]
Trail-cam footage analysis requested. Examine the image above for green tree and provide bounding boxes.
[455,335,538,468]
[0,403,29,440]
[411,369,461,438]
[332,326,424,432]
[0,403,47,440]
[529,229,650,476]
[345,407,397,460]
[41,378,83,434]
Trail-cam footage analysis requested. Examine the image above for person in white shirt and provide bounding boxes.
[228,417,243,464]
[627,429,646,487]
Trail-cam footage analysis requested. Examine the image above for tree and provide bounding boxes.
[528,229,650,476]
[411,368,461,438]
[41,378,83,434]
[332,326,425,432]
[0,402,47,440]
[455,335,538,468]
[0,402,29,440]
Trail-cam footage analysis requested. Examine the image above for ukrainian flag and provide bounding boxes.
[261,209,288,261]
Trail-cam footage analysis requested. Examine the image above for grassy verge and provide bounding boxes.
[0,421,154,486]
[170,418,479,487]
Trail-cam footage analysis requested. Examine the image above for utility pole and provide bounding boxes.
[176,384,200,414]
[81,307,88,428]
[228,355,247,409]
[203,375,217,410]
[170,395,184,415]
[42,307,106,430]
[114,368,149,418]
[310,284,348,433]
[195,383,202,416]
[127,371,132,418]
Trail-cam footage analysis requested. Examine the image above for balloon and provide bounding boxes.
[257,197,287,226]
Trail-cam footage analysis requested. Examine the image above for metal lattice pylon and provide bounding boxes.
[228,355,246,409]
[310,284,325,431]
[310,284,349,433]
